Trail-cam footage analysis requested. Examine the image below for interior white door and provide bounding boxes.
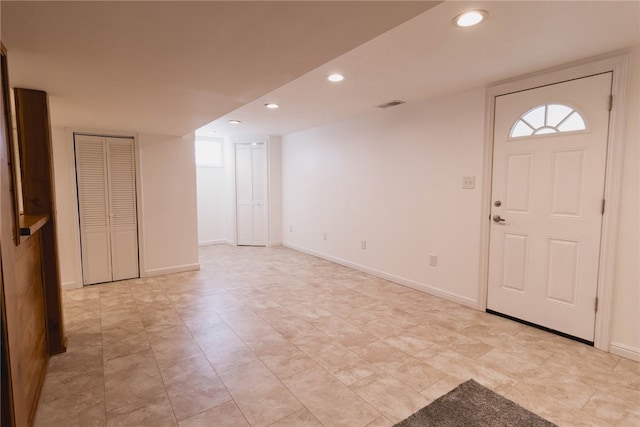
[106,137,139,281]
[76,135,139,285]
[75,135,112,285]
[235,143,267,246]
[236,144,253,245]
[487,73,612,342]
[250,145,266,245]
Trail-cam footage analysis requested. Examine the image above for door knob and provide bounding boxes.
[492,215,506,223]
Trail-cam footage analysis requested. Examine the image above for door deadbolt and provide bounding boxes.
[494,200,502,207]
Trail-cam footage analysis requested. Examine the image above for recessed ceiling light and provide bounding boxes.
[328,73,344,82]
[454,10,488,27]
[228,120,241,124]
[264,103,279,109]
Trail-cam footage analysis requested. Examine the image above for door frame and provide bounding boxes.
[71,131,144,286]
[231,136,270,247]
[478,51,631,352]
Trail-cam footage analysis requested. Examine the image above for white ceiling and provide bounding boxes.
[203,0,640,138]
[1,0,439,136]
[2,1,638,140]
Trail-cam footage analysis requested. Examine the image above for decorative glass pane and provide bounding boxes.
[511,120,534,137]
[509,103,586,139]
[522,106,545,129]
[534,127,557,135]
[557,112,586,132]
[546,104,573,127]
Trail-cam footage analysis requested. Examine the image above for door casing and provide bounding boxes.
[70,130,145,288]
[74,134,140,285]
[478,51,631,352]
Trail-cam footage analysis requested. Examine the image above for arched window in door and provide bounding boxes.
[510,103,586,138]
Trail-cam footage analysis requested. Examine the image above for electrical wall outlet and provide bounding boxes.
[361,240,367,250]
[429,254,437,266]
[323,232,327,240]
[289,225,293,232]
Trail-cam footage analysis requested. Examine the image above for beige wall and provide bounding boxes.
[195,137,230,247]
[51,127,82,289]
[137,132,199,275]
[196,165,228,245]
[282,88,486,307]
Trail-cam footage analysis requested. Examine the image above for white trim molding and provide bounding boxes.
[479,50,632,352]
[284,242,477,309]
[61,281,79,291]
[198,239,230,247]
[610,342,640,362]
[143,263,200,277]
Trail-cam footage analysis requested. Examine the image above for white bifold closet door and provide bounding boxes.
[235,143,267,246]
[75,135,139,285]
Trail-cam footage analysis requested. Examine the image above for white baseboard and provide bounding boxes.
[610,342,640,362]
[198,239,229,247]
[143,263,201,277]
[283,242,477,309]
[269,242,283,247]
[61,281,79,291]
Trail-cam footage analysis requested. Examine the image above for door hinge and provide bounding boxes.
[602,199,605,215]
[595,297,599,313]
[608,95,613,112]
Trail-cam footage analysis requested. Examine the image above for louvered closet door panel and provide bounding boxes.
[106,137,139,281]
[236,145,253,245]
[75,135,112,285]
[251,145,266,245]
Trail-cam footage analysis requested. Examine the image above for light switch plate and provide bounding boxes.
[462,176,475,189]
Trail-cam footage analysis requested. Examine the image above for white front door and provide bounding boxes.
[487,73,612,342]
[235,143,267,246]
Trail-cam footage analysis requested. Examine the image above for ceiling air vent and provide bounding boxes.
[376,100,406,109]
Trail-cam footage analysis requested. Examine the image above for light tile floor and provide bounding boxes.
[34,245,640,426]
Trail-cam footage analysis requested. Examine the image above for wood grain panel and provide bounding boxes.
[1,42,20,427]
[14,88,66,355]
[1,260,14,427]
[15,236,47,420]
[1,233,48,427]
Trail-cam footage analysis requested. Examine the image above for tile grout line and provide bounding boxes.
[136,277,183,426]
[195,274,330,426]
[173,274,253,427]
[219,331,309,424]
